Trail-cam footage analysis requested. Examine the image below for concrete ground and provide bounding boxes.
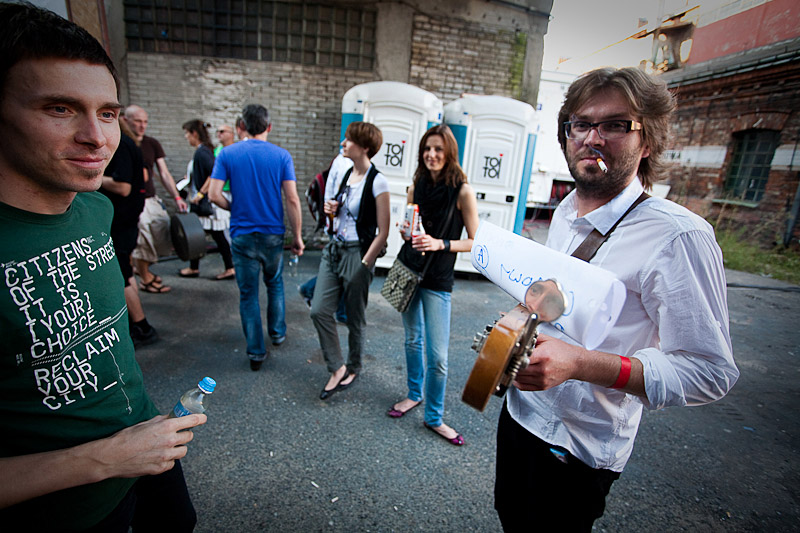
[134,244,800,532]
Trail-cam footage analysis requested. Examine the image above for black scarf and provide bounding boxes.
[415,174,459,237]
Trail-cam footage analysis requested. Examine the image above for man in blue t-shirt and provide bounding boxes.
[209,104,304,371]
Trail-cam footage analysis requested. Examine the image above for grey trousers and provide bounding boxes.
[310,241,373,374]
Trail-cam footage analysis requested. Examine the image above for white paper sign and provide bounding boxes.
[470,221,626,350]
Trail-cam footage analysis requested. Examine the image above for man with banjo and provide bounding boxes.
[492,67,739,531]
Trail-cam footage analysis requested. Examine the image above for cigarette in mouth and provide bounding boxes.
[596,158,608,173]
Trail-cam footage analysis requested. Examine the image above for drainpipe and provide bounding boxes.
[784,129,800,246]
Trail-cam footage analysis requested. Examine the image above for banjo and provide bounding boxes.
[462,279,568,412]
[462,192,649,411]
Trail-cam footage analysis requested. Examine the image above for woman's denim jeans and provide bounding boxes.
[231,232,285,360]
[401,287,451,427]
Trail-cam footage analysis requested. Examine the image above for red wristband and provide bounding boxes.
[611,356,631,389]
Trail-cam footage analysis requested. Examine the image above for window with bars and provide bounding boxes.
[724,129,779,203]
[124,0,376,70]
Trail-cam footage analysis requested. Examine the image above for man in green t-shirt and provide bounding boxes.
[0,5,206,531]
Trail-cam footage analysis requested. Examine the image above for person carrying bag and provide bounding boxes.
[385,125,480,447]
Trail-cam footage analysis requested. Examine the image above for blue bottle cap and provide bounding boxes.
[198,377,216,393]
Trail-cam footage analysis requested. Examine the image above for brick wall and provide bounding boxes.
[127,53,376,234]
[664,61,800,246]
[409,14,525,103]
[124,7,543,241]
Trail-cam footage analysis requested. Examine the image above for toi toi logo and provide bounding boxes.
[482,154,503,179]
[384,141,405,168]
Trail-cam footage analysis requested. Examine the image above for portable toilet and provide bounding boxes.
[528,70,576,208]
[341,81,443,269]
[444,95,537,273]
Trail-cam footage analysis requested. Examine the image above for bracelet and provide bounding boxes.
[174,195,182,201]
[442,239,451,252]
[611,356,632,389]
[195,192,204,199]
[361,259,370,268]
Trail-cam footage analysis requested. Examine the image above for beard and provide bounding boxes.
[566,145,642,202]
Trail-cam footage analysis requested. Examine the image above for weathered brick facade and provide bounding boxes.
[409,14,527,103]
[127,53,374,209]
[663,53,800,246]
[119,1,551,238]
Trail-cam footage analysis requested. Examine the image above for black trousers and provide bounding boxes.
[191,230,234,270]
[494,403,620,532]
[84,460,197,533]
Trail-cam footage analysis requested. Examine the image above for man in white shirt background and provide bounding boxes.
[494,67,739,532]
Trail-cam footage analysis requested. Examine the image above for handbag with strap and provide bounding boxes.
[380,258,426,313]
[380,189,459,312]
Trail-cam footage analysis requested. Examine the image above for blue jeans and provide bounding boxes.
[231,232,285,360]
[401,287,451,427]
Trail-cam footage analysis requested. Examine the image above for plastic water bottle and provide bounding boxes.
[288,254,299,277]
[168,377,216,418]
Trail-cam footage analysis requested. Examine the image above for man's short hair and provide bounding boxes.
[557,67,676,189]
[345,122,383,159]
[242,105,270,136]
[0,2,119,103]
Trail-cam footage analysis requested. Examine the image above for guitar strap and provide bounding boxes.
[570,191,650,263]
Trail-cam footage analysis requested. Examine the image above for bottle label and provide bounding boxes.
[172,401,191,418]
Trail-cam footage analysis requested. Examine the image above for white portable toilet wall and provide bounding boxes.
[341,81,443,269]
[444,95,536,273]
[527,70,576,207]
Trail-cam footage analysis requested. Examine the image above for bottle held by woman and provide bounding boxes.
[386,125,480,447]
[310,122,390,400]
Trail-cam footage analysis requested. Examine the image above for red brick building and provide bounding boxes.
[661,0,800,247]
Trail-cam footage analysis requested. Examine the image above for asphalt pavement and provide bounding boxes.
[134,245,800,532]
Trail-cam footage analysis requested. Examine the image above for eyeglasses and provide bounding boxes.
[217,129,232,135]
[563,119,643,141]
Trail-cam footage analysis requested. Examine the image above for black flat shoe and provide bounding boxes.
[337,371,357,391]
[320,368,349,400]
[319,385,338,400]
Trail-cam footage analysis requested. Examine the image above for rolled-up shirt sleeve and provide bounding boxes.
[637,229,739,410]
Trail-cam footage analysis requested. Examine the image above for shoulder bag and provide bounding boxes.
[380,189,458,312]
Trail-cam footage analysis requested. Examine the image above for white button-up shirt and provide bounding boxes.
[507,179,739,471]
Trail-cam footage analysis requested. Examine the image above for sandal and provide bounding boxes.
[423,421,464,446]
[215,270,235,280]
[138,279,172,294]
[387,400,420,418]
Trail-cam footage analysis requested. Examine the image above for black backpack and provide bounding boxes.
[305,158,335,232]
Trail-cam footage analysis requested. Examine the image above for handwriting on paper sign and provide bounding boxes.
[500,263,538,288]
[500,263,573,329]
